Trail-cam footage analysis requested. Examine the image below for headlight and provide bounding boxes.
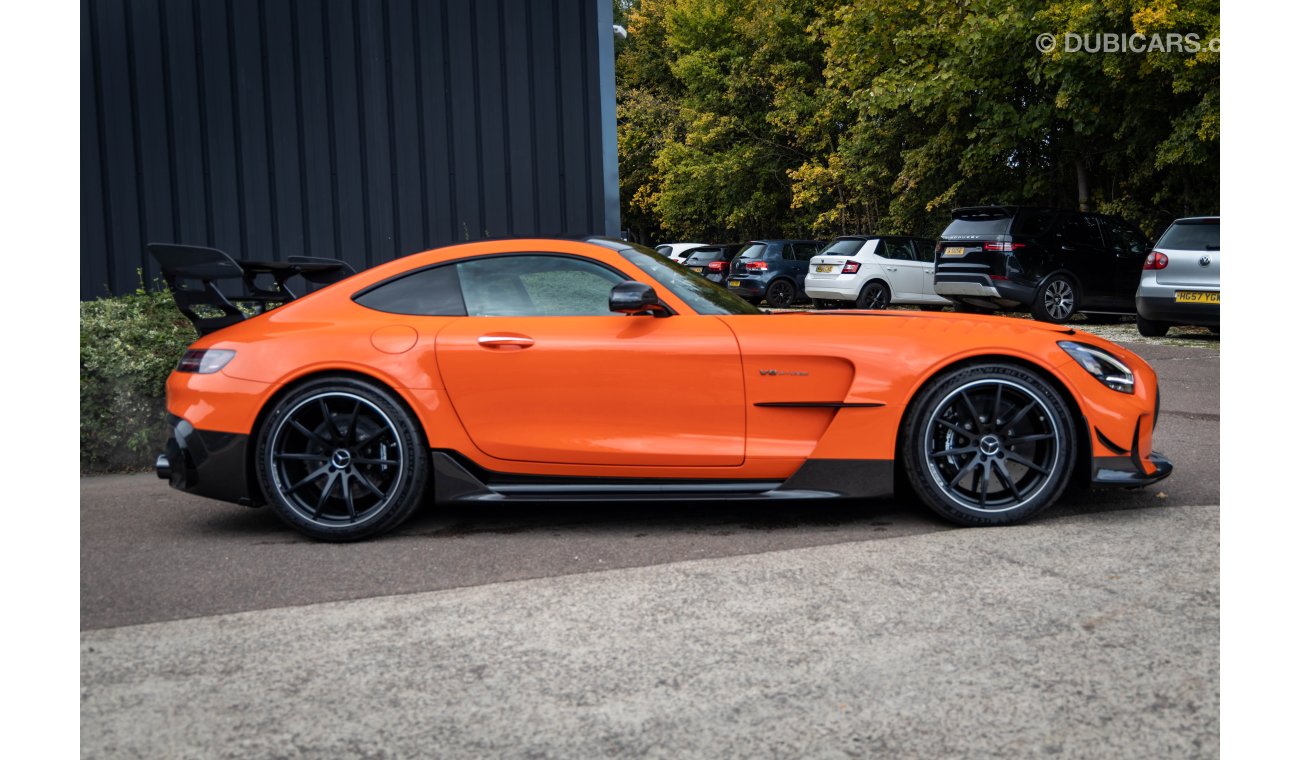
[1058,341,1134,394]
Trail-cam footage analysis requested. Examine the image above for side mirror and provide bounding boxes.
[609,280,670,317]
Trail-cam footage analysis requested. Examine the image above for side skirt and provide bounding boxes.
[430,451,894,503]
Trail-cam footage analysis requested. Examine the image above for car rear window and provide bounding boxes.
[736,243,770,260]
[1156,220,1220,251]
[686,248,723,262]
[943,217,1013,238]
[818,239,868,257]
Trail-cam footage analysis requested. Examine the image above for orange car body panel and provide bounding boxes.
[167,239,1165,483]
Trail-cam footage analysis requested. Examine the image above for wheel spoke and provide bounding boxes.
[286,464,330,494]
[354,426,391,449]
[1006,433,1056,446]
[353,470,385,498]
[342,473,357,521]
[947,455,981,490]
[275,452,330,462]
[319,399,342,442]
[992,458,1022,501]
[978,462,990,506]
[353,457,399,466]
[998,401,1036,434]
[312,471,339,519]
[992,384,1003,426]
[1005,450,1050,475]
[346,399,362,445]
[930,446,978,459]
[959,392,985,432]
[290,420,332,448]
[936,418,975,439]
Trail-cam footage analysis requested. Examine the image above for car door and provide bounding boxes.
[910,238,947,302]
[1097,217,1150,307]
[433,252,747,467]
[1051,214,1108,306]
[879,238,925,300]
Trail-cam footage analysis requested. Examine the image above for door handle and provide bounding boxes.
[885,266,897,272]
[477,335,535,348]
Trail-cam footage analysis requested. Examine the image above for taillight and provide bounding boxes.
[707,260,725,272]
[177,349,236,374]
[745,261,768,271]
[983,242,1026,252]
[842,261,861,274]
[1143,252,1169,270]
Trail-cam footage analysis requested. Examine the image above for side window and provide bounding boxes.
[1015,209,1057,237]
[913,239,936,263]
[882,239,914,261]
[354,264,467,316]
[792,243,817,261]
[457,255,627,316]
[780,244,795,261]
[1057,215,1104,249]
[1101,218,1148,255]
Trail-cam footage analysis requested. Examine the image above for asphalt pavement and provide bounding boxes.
[80,341,1219,758]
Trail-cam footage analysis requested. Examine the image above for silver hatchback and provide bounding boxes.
[1135,217,1219,337]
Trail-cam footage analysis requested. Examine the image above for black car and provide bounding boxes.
[724,240,825,307]
[933,206,1150,323]
[682,244,745,285]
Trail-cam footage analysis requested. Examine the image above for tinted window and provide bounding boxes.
[819,238,869,257]
[1057,215,1104,248]
[618,248,763,315]
[782,244,796,261]
[943,215,1012,238]
[655,245,671,255]
[913,239,936,263]
[1156,219,1220,251]
[882,239,914,261]
[1013,210,1057,237]
[685,248,724,263]
[1099,218,1148,255]
[736,243,769,260]
[354,264,466,316]
[794,243,820,260]
[458,255,625,316]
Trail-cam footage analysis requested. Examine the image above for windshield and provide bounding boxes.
[1156,219,1220,251]
[618,246,762,315]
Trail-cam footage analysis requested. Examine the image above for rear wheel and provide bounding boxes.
[256,376,429,541]
[901,363,1075,526]
[1031,275,1078,323]
[855,281,891,310]
[1136,314,1170,337]
[765,279,796,308]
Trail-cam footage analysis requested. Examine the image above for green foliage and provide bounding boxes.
[617,0,1219,242]
[80,286,194,471]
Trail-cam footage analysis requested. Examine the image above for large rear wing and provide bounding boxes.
[148,243,356,337]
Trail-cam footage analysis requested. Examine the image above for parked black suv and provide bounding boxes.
[933,206,1150,323]
[724,239,825,307]
[683,244,745,285]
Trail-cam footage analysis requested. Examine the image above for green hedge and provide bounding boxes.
[80,287,194,472]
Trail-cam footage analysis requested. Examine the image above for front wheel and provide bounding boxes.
[255,376,430,541]
[901,363,1076,526]
[1031,275,1078,323]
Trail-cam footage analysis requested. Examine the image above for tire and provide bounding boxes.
[1136,314,1170,337]
[1031,275,1078,323]
[855,281,891,310]
[764,279,797,308]
[255,376,430,541]
[901,363,1076,526]
[812,298,839,310]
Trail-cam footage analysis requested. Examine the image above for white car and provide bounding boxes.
[654,242,708,263]
[805,235,950,309]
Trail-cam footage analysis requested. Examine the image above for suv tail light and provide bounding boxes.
[707,260,725,272]
[842,261,861,274]
[1143,251,1169,270]
[745,261,768,271]
[983,242,1026,252]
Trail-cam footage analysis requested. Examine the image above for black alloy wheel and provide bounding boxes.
[765,279,796,308]
[1031,275,1078,323]
[902,363,1075,526]
[256,376,429,541]
[856,281,891,310]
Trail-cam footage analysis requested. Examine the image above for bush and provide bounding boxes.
[80,287,194,472]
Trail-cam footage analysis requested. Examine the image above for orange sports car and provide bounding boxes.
[153,237,1171,541]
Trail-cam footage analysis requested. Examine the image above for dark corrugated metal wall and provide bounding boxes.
[81,0,619,298]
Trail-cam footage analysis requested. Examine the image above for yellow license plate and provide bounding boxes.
[943,246,966,257]
[815,264,833,273]
[1175,291,1219,304]
[690,266,704,273]
[728,280,741,287]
